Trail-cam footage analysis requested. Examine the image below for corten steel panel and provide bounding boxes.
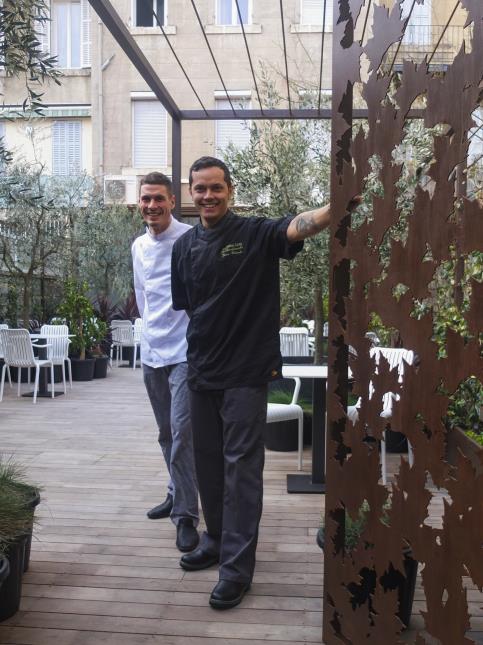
[325,1,482,643]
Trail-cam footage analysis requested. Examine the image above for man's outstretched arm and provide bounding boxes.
[286,197,361,243]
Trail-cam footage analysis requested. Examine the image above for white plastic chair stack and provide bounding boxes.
[0,329,54,404]
[110,320,139,370]
[347,347,415,484]
[266,377,304,470]
[40,324,72,393]
[279,327,310,357]
[0,324,12,388]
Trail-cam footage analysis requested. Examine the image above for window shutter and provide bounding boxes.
[52,121,82,175]
[215,99,250,157]
[37,0,51,54]
[301,0,333,28]
[80,0,91,67]
[132,101,168,167]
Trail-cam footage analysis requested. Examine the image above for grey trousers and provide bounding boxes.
[143,362,198,526]
[189,385,267,584]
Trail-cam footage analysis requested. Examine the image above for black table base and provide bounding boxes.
[22,391,63,398]
[287,473,326,494]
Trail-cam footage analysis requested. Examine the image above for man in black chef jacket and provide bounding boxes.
[171,155,360,609]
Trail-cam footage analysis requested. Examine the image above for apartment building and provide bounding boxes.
[0,0,479,209]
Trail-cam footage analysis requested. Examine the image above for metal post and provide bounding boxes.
[172,118,182,219]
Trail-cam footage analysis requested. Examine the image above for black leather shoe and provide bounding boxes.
[176,518,199,552]
[209,580,251,609]
[146,494,173,520]
[179,548,219,571]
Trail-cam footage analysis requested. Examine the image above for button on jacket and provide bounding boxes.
[132,217,191,367]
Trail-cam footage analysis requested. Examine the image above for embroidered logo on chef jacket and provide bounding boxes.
[220,242,243,258]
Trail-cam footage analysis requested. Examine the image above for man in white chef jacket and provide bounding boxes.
[132,172,199,553]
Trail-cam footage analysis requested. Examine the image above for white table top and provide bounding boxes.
[282,364,328,379]
[30,333,75,338]
[281,364,352,379]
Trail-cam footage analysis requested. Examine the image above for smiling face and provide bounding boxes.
[189,166,233,228]
[139,183,175,235]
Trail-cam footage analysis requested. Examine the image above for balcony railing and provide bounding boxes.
[383,24,473,70]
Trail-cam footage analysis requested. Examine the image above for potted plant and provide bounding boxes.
[0,457,41,621]
[317,500,418,629]
[89,316,109,378]
[57,280,97,381]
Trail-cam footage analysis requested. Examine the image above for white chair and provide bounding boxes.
[0,329,54,404]
[133,318,143,344]
[110,320,139,370]
[279,327,310,357]
[267,377,304,470]
[40,324,72,392]
[348,347,415,484]
[0,324,12,388]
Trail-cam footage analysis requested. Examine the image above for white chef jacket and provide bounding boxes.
[132,216,191,368]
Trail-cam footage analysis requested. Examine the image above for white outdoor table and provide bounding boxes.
[282,364,329,494]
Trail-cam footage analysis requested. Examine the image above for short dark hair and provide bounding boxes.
[188,156,232,188]
[139,172,173,195]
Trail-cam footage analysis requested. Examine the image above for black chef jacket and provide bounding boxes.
[171,210,303,390]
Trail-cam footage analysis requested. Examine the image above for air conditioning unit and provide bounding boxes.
[104,175,138,205]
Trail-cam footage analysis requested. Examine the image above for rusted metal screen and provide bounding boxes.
[325,1,482,643]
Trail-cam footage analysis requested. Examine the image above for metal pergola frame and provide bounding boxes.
[88,0,430,214]
[88,0,378,213]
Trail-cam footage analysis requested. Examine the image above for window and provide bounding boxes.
[132,100,167,168]
[402,0,431,46]
[215,96,250,158]
[52,121,82,175]
[216,0,249,26]
[300,0,333,29]
[135,0,165,27]
[41,0,91,68]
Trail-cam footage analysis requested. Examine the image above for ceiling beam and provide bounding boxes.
[88,0,181,120]
[179,108,425,121]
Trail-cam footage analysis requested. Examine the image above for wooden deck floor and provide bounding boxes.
[0,366,479,644]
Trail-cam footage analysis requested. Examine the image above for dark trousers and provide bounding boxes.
[189,385,267,584]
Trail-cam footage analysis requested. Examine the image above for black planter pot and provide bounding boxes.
[23,489,40,573]
[9,366,32,383]
[263,419,299,451]
[93,355,109,379]
[385,429,408,453]
[121,345,140,368]
[71,357,95,381]
[0,536,27,622]
[46,365,64,384]
[0,557,9,590]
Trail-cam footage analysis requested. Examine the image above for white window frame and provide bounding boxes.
[48,0,91,68]
[131,95,168,169]
[52,120,82,176]
[216,0,251,26]
[300,0,333,29]
[215,91,251,158]
[133,0,167,27]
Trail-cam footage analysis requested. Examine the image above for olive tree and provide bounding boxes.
[0,0,61,164]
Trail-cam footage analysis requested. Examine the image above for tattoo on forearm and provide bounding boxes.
[295,214,323,235]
